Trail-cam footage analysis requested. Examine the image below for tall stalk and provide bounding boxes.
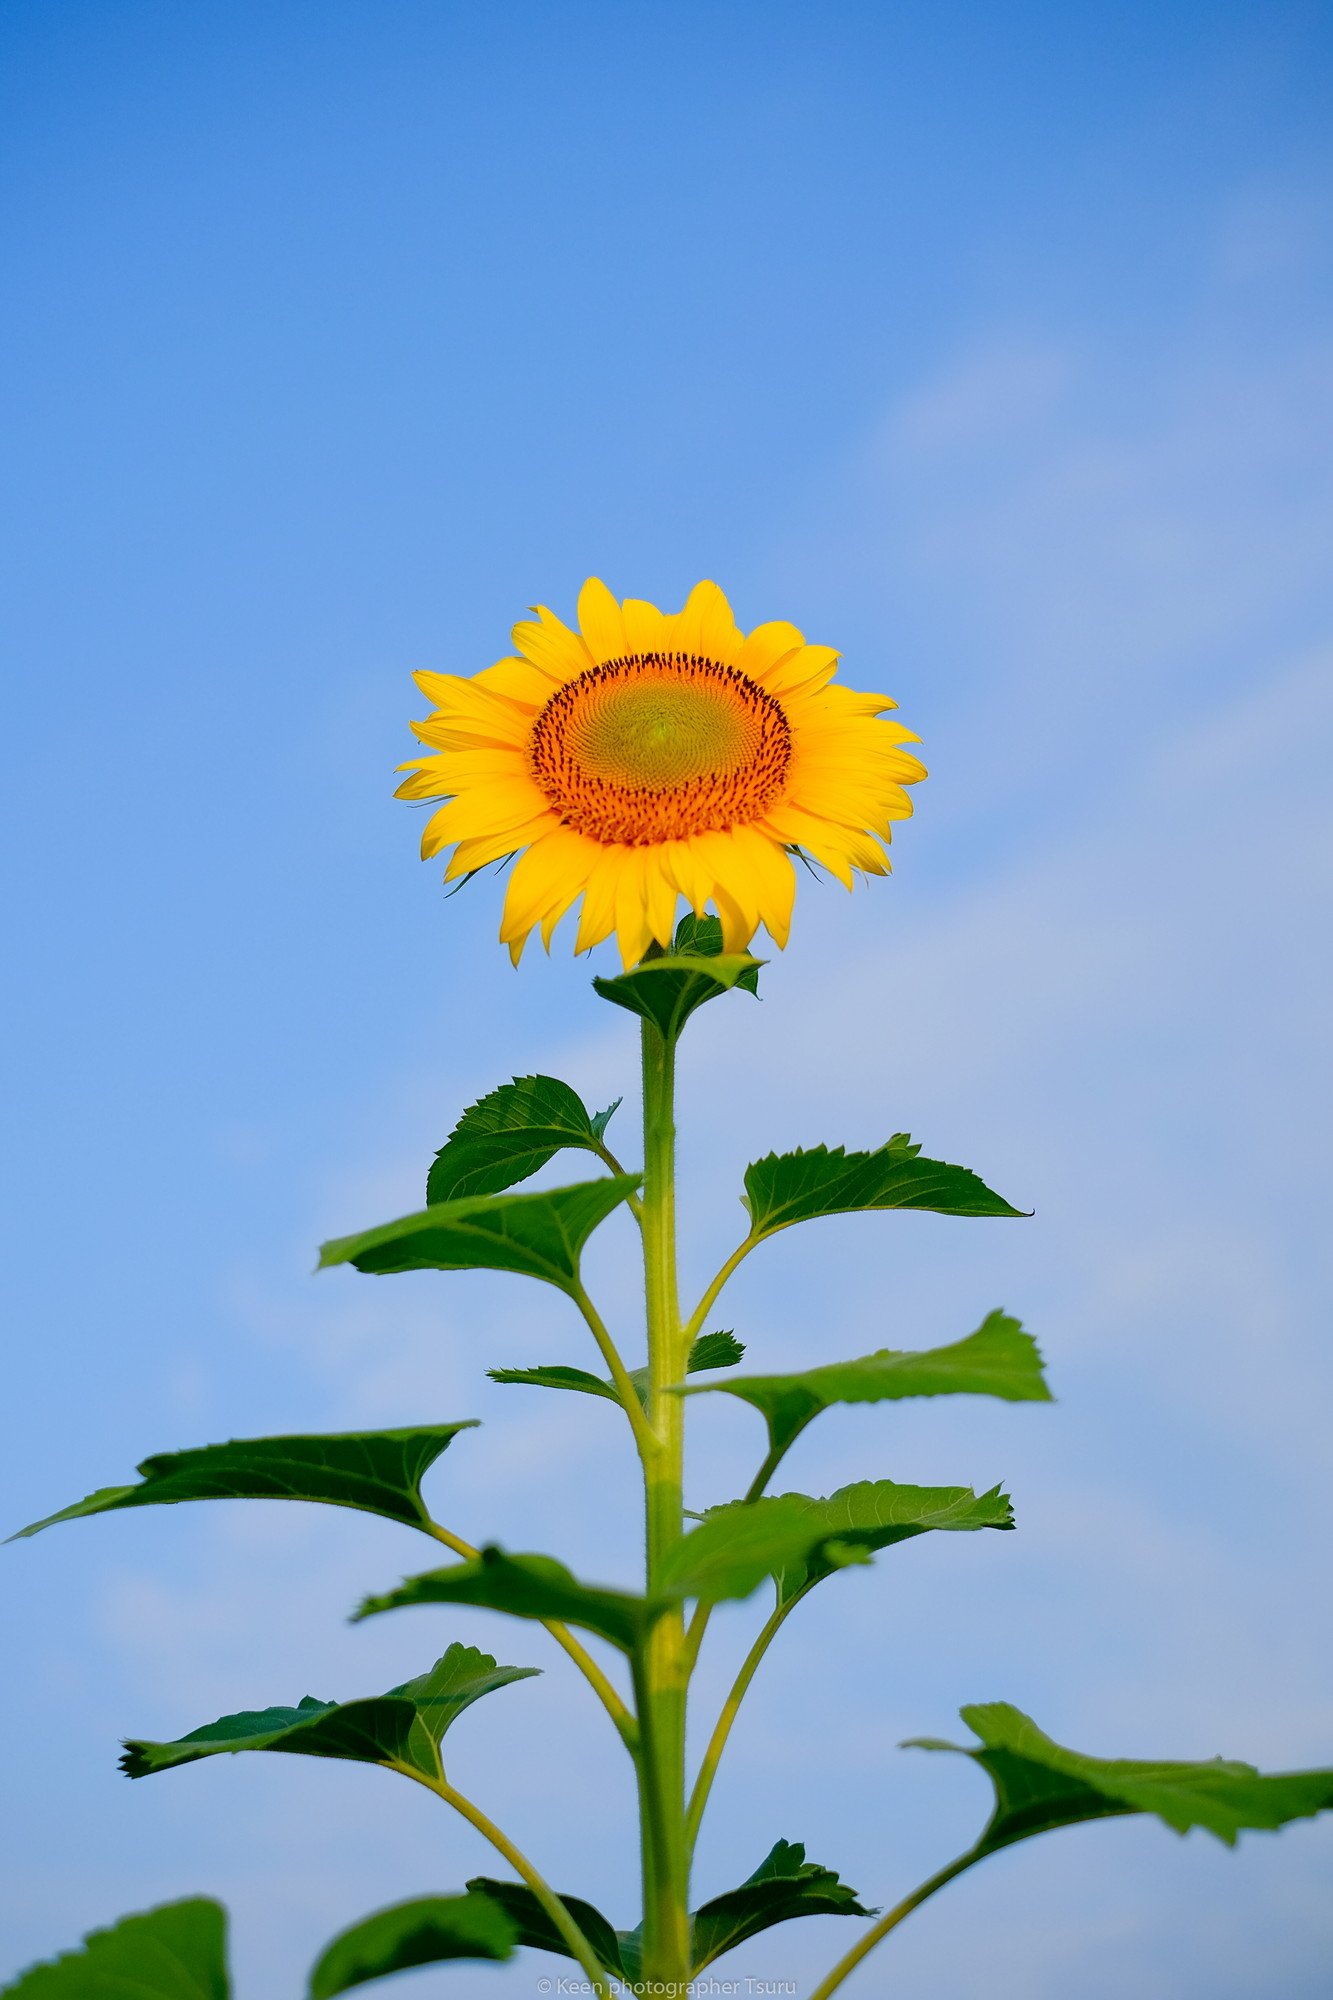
[636,1012,691,1988]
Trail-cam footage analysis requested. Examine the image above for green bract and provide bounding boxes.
[10,852,1329,2000]
[594,950,762,1039]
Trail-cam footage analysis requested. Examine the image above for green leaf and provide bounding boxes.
[466,1840,870,1983]
[679,1312,1048,1457]
[9,1426,475,1543]
[486,1363,622,1404]
[489,1331,746,1409]
[686,1329,746,1372]
[308,1892,518,1995]
[355,1548,651,1653]
[122,1643,536,1784]
[688,1839,872,1973]
[593,924,762,1039]
[670,911,728,956]
[908,1703,1333,1854]
[0,1898,228,1999]
[661,1480,1014,1606]
[318,1175,640,1298]
[742,1139,1025,1238]
[464,1881,628,1977]
[426,1075,622,1204]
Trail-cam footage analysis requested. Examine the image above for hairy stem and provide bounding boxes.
[571,1280,658,1459]
[408,1767,614,1994]
[593,1139,644,1223]
[637,1015,692,1991]
[806,1849,980,2000]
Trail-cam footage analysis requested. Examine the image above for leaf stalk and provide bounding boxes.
[806,1847,980,1999]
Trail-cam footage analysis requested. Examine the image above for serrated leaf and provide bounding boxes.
[487,1363,623,1404]
[307,1891,518,1994]
[686,1330,745,1372]
[743,1139,1025,1237]
[908,1703,1333,1854]
[426,1075,622,1204]
[10,1426,474,1543]
[679,1312,1048,1457]
[122,1643,536,1784]
[593,933,762,1041]
[489,1331,746,1410]
[0,1897,228,1999]
[464,1881,628,1977]
[662,1480,1014,1606]
[355,1548,650,1653]
[688,1838,872,1972]
[319,1175,640,1298]
[467,1839,869,1982]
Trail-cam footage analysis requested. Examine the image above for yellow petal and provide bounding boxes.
[443,813,559,876]
[761,644,840,698]
[738,619,806,680]
[613,848,654,969]
[621,596,667,656]
[574,846,625,953]
[762,804,858,887]
[643,852,679,948]
[394,761,449,801]
[514,606,592,682]
[499,826,598,954]
[410,676,532,749]
[661,837,712,914]
[676,580,743,663]
[577,577,626,664]
[687,829,760,935]
[730,825,796,949]
[474,655,560,707]
[711,882,755,953]
[420,778,550,845]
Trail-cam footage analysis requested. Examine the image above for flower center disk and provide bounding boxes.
[530,653,792,844]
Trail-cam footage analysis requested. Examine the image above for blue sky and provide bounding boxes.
[3,2,1332,1994]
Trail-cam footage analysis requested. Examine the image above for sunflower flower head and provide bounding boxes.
[396,580,926,969]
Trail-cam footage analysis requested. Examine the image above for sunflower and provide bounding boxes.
[396,579,926,968]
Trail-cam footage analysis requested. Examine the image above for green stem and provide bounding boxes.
[743,1430,798,1503]
[594,1139,644,1224]
[806,1848,980,2000]
[408,1767,614,1995]
[637,1015,692,1991]
[682,1235,756,1348]
[684,1586,805,1856]
[422,1521,638,1755]
[680,1423,806,1680]
[571,1280,658,1460]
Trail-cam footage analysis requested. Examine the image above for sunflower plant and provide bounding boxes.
[8,580,1331,2000]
